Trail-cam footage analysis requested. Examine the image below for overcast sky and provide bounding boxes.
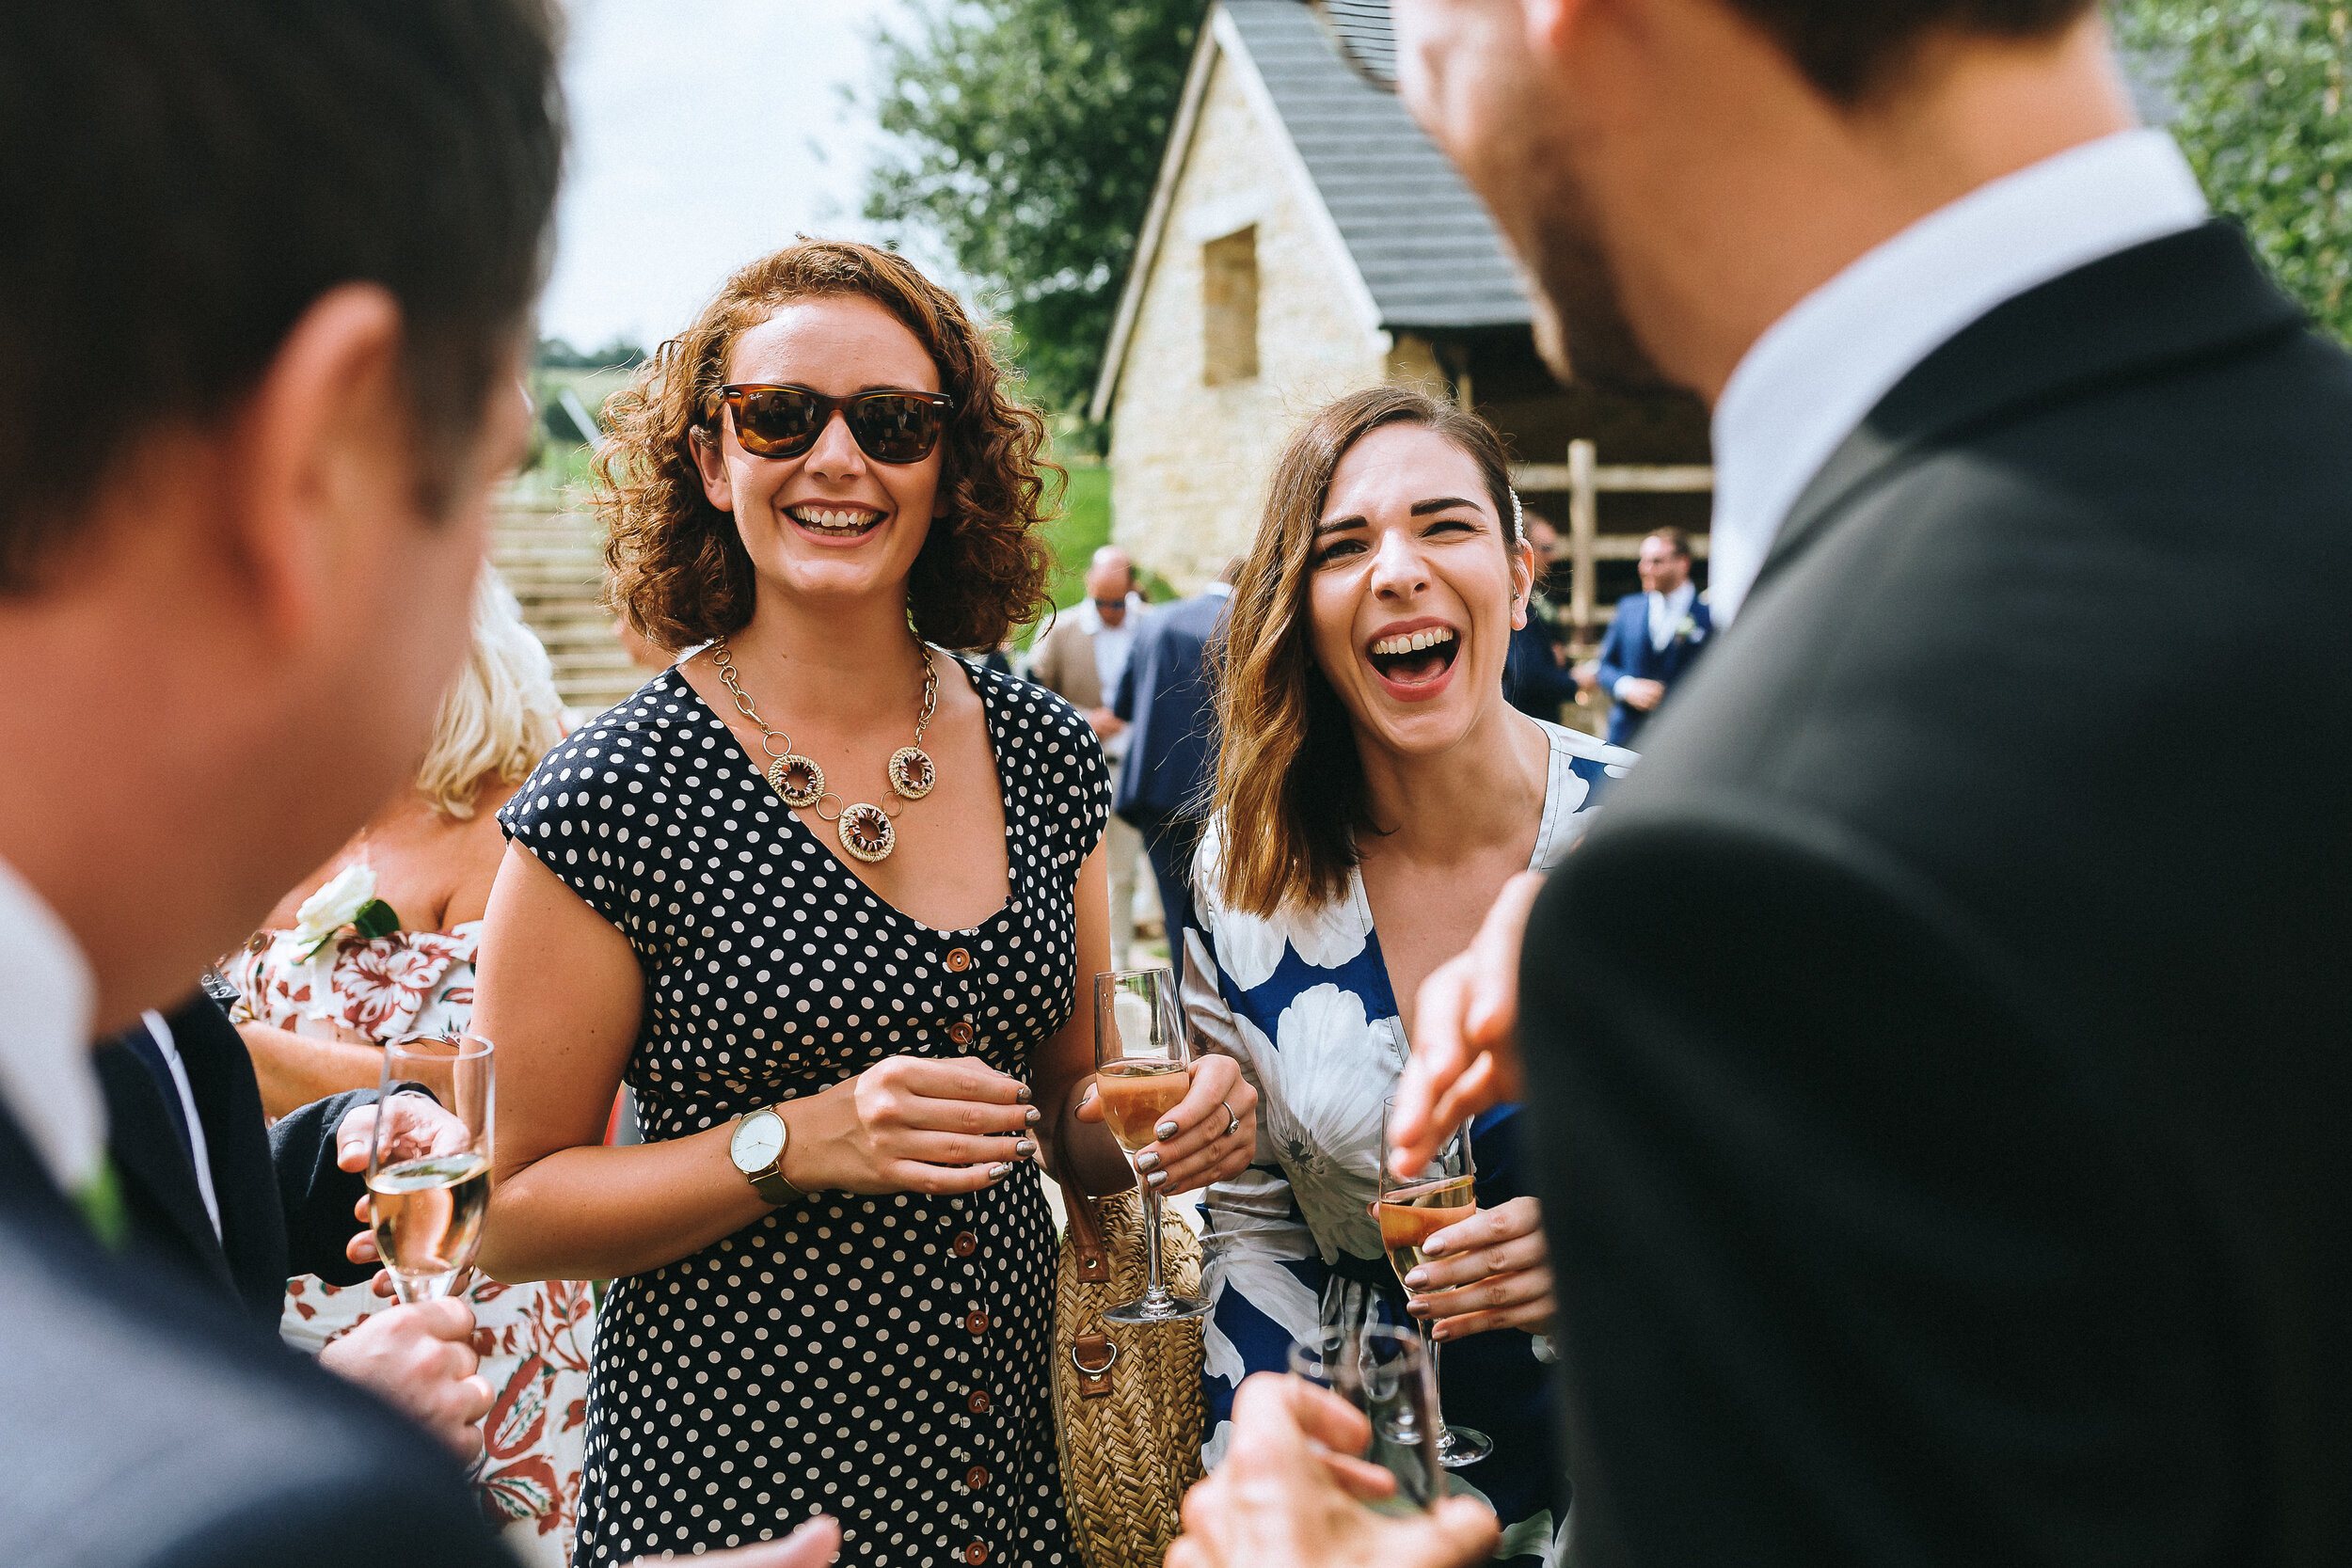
[537,0,912,353]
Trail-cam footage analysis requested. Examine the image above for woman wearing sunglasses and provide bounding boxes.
[469,241,1258,1566]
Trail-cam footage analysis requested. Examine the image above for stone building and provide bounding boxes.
[1091,0,1712,629]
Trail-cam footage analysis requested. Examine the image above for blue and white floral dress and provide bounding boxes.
[1181,718,1634,1563]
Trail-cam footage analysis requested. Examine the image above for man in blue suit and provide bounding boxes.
[1113,561,1238,974]
[1595,527,1712,746]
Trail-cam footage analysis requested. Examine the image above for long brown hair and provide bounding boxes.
[1210,386,1520,919]
[596,240,1057,652]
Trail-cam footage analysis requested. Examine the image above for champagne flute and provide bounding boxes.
[367,1032,494,1304]
[1094,968,1211,1324]
[1290,1278,1445,1511]
[1376,1095,1492,1467]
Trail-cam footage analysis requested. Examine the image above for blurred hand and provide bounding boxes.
[1166,1374,1497,1568]
[1390,872,1543,1177]
[1071,1052,1256,1194]
[644,1516,839,1567]
[1571,659,1600,695]
[1619,677,1667,711]
[794,1054,1035,1196]
[1403,1196,1554,1340]
[318,1297,493,1459]
[1085,705,1126,740]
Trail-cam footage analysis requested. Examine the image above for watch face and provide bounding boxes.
[732,1110,784,1171]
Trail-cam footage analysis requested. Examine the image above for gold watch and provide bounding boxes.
[729,1105,806,1206]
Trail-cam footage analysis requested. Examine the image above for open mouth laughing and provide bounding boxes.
[1365,622,1460,697]
[787,504,885,541]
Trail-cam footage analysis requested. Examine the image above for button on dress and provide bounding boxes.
[500,657,1108,1565]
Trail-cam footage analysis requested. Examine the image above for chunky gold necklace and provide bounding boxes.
[709,639,938,863]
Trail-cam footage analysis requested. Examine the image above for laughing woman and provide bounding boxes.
[470,242,1257,1565]
[1184,386,1635,1561]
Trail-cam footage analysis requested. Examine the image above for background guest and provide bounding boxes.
[1028,544,1150,965]
[1592,527,1708,746]
[1502,511,1581,721]
[223,572,593,1562]
[1112,557,1239,973]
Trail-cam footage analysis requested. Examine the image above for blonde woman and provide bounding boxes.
[1184,386,1636,1562]
[225,570,594,1564]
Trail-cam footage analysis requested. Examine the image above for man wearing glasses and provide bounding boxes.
[1179,2,2352,1566]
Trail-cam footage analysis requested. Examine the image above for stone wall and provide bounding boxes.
[1104,46,1399,593]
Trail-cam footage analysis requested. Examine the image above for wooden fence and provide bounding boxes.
[1510,438,1714,647]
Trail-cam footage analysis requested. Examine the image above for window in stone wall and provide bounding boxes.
[1202,226,1260,386]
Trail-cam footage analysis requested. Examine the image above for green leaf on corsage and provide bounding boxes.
[352,898,403,940]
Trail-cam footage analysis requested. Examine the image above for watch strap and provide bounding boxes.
[739,1106,808,1207]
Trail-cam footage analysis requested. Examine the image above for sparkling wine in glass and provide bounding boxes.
[368,1032,494,1304]
[1095,968,1211,1324]
[1378,1095,1493,1467]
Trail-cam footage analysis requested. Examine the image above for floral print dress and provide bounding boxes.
[227,922,595,1565]
[1181,719,1634,1565]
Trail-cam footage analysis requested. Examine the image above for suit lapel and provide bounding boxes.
[1751,222,2305,606]
[96,1042,239,1294]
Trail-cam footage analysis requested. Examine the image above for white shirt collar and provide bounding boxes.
[1708,128,2209,626]
[1646,581,1696,651]
[0,854,103,1192]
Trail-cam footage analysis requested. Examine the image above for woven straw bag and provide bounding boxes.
[1051,1183,1207,1568]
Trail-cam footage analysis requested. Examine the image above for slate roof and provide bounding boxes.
[1224,0,1531,330]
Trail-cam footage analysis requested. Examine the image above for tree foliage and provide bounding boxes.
[864,0,1204,421]
[2116,0,2352,339]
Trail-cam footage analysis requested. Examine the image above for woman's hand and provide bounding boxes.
[1072,1051,1258,1196]
[788,1053,1040,1196]
[1401,1196,1554,1340]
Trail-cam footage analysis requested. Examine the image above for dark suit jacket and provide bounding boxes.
[1593,591,1711,746]
[1504,609,1581,721]
[100,996,377,1332]
[1111,589,1232,830]
[0,1100,508,1565]
[1521,222,2352,1566]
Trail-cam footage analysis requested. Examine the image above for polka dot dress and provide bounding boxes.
[500,657,1107,1566]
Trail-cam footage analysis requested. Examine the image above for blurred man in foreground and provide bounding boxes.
[0,7,832,1563]
[1213,0,2352,1563]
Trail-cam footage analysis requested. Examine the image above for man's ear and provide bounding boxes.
[216,282,407,648]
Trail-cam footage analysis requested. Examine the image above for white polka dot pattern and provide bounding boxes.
[500,657,1110,1565]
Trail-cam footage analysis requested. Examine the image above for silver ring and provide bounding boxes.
[1220,1100,1240,1138]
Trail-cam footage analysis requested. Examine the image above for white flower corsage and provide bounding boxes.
[292,863,402,958]
[1677,614,1705,643]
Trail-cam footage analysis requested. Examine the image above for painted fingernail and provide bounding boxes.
[1016,1084,1033,1102]
[1405,1298,1432,1318]
[1431,1322,1451,1341]
[1014,1139,1037,1158]
[1403,1268,1428,1290]
[1155,1120,1180,1140]
[1024,1106,1042,1126]
[989,1162,1016,1180]
[1146,1169,1168,1188]
[1135,1151,1161,1172]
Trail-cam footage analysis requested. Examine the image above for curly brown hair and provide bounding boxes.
[1212,386,1521,919]
[596,240,1057,652]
